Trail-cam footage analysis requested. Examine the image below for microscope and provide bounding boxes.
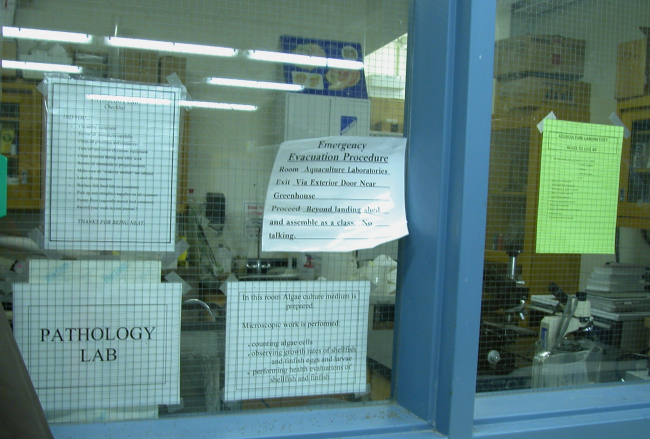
[539,283,594,351]
[532,284,600,389]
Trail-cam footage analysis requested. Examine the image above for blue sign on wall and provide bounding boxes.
[340,116,358,135]
[281,35,368,99]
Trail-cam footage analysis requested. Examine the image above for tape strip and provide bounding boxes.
[609,112,632,139]
[166,72,190,101]
[161,239,190,269]
[28,228,62,260]
[537,111,557,133]
[164,271,192,295]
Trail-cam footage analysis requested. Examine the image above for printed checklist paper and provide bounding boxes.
[536,119,624,254]
[43,77,181,251]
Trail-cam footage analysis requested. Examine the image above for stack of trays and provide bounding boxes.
[586,263,650,313]
[586,263,647,293]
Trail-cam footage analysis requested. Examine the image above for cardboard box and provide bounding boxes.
[74,51,109,79]
[371,121,402,133]
[122,49,159,83]
[370,97,404,133]
[159,56,187,85]
[370,97,404,125]
[616,38,650,99]
[494,35,586,80]
[493,77,591,113]
[1,40,18,77]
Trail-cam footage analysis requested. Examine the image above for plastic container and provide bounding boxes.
[532,339,602,389]
[214,244,232,275]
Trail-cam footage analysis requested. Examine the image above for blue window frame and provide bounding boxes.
[48,1,650,438]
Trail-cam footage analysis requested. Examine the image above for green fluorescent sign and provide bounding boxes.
[536,119,624,254]
[0,155,6,218]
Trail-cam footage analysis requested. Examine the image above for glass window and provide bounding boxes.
[0,0,408,424]
[479,0,650,394]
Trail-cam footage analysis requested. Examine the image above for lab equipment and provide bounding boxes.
[539,283,593,351]
[477,262,532,378]
[532,339,602,388]
[532,284,601,388]
[205,192,226,233]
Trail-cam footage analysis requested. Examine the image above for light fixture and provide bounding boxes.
[325,58,365,70]
[86,94,172,105]
[247,50,364,70]
[83,95,255,111]
[180,100,257,111]
[207,77,303,91]
[2,60,82,74]
[2,26,93,44]
[248,50,326,68]
[105,36,237,57]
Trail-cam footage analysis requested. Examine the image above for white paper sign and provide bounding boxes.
[244,202,264,239]
[43,77,182,251]
[224,281,370,402]
[13,283,182,410]
[262,136,408,252]
[29,259,161,284]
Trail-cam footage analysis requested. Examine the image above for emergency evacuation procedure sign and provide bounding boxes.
[261,136,408,252]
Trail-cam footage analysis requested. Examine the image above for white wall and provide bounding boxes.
[364,35,407,99]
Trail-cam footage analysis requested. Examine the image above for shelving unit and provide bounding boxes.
[0,82,42,209]
[369,97,404,135]
[617,95,650,228]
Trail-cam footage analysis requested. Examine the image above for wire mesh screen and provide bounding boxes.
[479,0,650,393]
[0,0,408,423]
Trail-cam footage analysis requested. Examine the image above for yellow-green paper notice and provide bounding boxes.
[536,119,624,254]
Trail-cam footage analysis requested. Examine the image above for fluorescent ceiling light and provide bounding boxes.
[325,58,365,70]
[248,50,326,68]
[105,36,237,57]
[247,50,364,70]
[2,26,93,44]
[207,77,304,91]
[86,94,172,105]
[84,95,255,110]
[180,100,257,111]
[2,60,82,74]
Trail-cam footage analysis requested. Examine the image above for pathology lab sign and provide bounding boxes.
[13,283,182,410]
[39,324,156,363]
